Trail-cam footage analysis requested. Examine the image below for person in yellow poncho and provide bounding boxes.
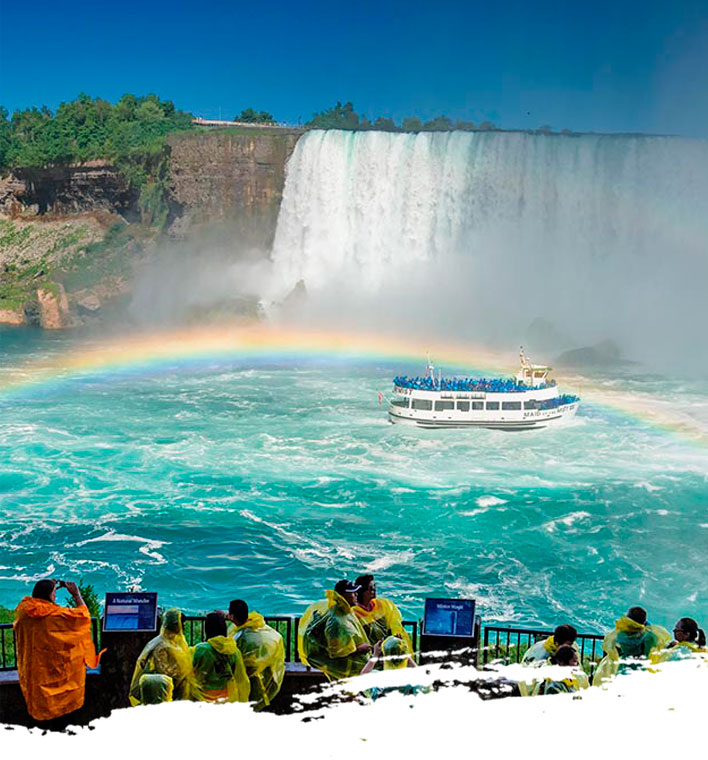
[520,645,590,696]
[130,608,198,704]
[137,674,174,704]
[360,635,420,701]
[14,579,103,722]
[651,617,707,664]
[227,599,285,710]
[521,624,578,665]
[298,579,372,681]
[353,574,413,655]
[192,611,250,703]
[593,606,671,686]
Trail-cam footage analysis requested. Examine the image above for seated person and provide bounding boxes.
[520,645,589,696]
[14,578,103,722]
[353,574,412,654]
[298,579,372,681]
[593,606,670,686]
[227,599,285,710]
[651,617,707,663]
[522,624,578,664]
[130,608,197,704]
[192,611,250,703]
[361,635,420,700]
[137,674,174,704]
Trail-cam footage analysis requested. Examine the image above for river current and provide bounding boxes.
[1,326,706,632]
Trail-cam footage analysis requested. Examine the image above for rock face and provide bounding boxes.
[37,284,74,329]
[167,130,301,246]
[0,307,26,326]
[3,162,138,216]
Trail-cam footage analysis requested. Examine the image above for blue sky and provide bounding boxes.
[1,0,707,136]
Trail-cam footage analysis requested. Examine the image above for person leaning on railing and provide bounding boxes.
[192,611,250,703]
[13,579,104,722]
[129,608,198,704]
[353,574,412,656]
[298,579,372,681]
[651,617,707,663]
[227,599,286,710]
[522,624,579,665]
[593,606,670,686]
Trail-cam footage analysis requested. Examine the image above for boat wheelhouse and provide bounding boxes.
[388,349,579,430]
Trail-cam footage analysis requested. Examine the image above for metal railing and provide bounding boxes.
[482,625,604,677]
[3,618,601,676]
[184,615,418,663]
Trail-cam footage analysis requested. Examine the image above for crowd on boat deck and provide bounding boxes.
[393,375,554,393]
[10,577,707,723]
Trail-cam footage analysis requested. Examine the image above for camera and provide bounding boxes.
[52,579,67,589]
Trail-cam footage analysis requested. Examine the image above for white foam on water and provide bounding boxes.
[543,511,592,533]
[363,549,415,572]
[73,530,169,564]
[476,495,508,508]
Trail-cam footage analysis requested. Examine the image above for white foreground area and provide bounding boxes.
[3,658,706,757]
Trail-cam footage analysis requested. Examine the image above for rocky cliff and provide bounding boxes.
[167,129,301,246]
[0,129,304,327]
[0,162,137,217]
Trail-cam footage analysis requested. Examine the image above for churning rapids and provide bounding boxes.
[1,129,707,631]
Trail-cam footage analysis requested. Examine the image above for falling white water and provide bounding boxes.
[270,130,708,371]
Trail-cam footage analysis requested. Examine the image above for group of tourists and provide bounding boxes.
[393,375,544,393]
[130,598,286,709]
[10,576,707,723]
[518,607,707,696]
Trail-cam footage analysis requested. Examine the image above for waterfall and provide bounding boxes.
[270,129,708,370]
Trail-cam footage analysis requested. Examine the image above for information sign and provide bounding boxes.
[422,598,476,637]
[103,592,158,632]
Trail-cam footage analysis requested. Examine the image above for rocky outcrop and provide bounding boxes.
[0,307,26,326]
[0,162,138,217]
[37,284,74,329]
[167,130,301,246]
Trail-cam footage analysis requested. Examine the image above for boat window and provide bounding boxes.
[472,401,484,410]
[524,400,539,410]
[412,399,433,411]
[457,401,470,412]
[486,401,500,410]
[502,401,521,411]
[435,400,455,411]
[391,397,410,408]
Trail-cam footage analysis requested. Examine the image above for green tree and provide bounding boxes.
[0,107,10,170]
[373,116,399,132]
[422,115,453,131]
[478,120,498,131]
[538,124,553,135]
[235,108,276,124]
[67,581,101,620]
[455,120,476,131]
[401,117,423,132]
[306,101,360,130]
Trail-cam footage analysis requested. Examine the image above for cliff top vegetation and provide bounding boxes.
[0,93,194,183]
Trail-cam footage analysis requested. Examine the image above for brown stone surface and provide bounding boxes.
[37,283,74,329]
[0,163,137,216]
[167,130,302,246]
[0,307,26,326]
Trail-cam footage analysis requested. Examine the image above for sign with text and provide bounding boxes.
[103,592,158,632]
[422,598,476,637]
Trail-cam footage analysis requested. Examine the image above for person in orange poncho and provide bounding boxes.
[14,578,103,722]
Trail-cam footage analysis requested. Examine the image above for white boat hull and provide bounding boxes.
[388,402,579,431]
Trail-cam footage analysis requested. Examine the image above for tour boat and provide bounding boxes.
[388,349,579,430]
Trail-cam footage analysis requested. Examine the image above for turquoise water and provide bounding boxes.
[1,327,707,632]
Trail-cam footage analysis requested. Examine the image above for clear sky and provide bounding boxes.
[1,0,707,136]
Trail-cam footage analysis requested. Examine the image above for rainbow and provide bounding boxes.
[1,323,706,447]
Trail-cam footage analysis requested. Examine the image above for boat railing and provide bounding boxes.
[393,377,554,393]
